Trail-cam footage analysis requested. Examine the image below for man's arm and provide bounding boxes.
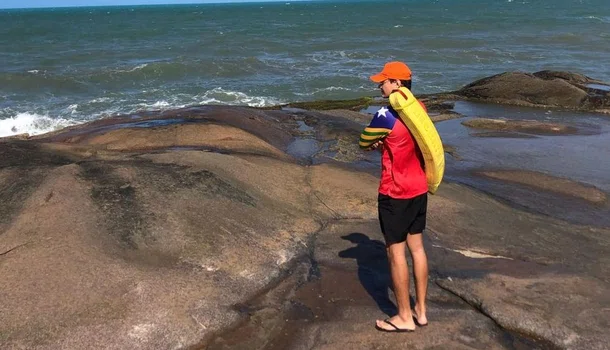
[359,107,396,150]
[359,127,390,150]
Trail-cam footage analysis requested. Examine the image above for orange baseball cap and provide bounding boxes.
[370,61,412,83]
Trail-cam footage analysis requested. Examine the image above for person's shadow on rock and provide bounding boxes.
[338,232,397,316]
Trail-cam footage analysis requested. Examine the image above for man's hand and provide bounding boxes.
[368,140,384,152]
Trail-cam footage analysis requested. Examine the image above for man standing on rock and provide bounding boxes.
[359,61,429,332]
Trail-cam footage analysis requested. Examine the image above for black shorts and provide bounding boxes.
[378,192,427,245]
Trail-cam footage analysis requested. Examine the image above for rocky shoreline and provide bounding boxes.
[1,71,609,349]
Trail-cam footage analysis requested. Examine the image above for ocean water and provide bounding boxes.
[1,0,609,137]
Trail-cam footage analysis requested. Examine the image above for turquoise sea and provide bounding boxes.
[1,0,609,136]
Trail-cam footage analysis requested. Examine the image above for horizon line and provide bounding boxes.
[0,0,319,10]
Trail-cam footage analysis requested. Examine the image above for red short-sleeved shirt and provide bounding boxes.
[361,104,428,199]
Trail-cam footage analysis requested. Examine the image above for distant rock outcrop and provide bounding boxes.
[453,71,610,112]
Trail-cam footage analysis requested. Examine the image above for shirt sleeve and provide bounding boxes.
[359,106,398,149]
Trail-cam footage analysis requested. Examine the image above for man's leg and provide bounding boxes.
[375,240,416,331]
[407,233,428,325]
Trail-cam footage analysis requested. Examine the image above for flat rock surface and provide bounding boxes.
[206,183,610,350]
[0,107,376,349]
[1,100,609,349]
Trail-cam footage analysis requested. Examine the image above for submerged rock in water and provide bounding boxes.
[462,117,578,135]
[477,170,607,204]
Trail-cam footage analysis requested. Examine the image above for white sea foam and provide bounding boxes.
[318,86,352,92]
[308,50,371,63]
[111,63,151,74]
[149,100,171,108]
[585,16,610,23]
[129,63,149,72]
[196,87,283,107]
[89,97,113,103]
[0,113,78,137]
[293,86,352,96]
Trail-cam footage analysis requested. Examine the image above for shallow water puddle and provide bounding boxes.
[286,138,320,159]
[438,101,610,226]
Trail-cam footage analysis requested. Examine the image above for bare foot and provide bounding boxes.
[375,315,416,332]
[413,305,428,326]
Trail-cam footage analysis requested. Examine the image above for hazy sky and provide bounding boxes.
[1,0,300,9]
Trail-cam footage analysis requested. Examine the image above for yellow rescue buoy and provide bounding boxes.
[389,87,445,194]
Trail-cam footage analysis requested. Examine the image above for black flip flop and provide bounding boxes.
[413,317,429,327]
[375,319,415,333]
[412,313,429,327]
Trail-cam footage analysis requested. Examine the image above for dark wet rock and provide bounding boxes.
[429,112,463,122]
[532,70,603,86]
[314,109,371,124]
[462,117,578,135]
[451,71,610,112]
[418,98,456,111]
[0,140,77,167]
[282,109,375,166]
[0,132,30,140]
[283,97,373,112]
[443,144,462,160]
[477,170,607,204]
